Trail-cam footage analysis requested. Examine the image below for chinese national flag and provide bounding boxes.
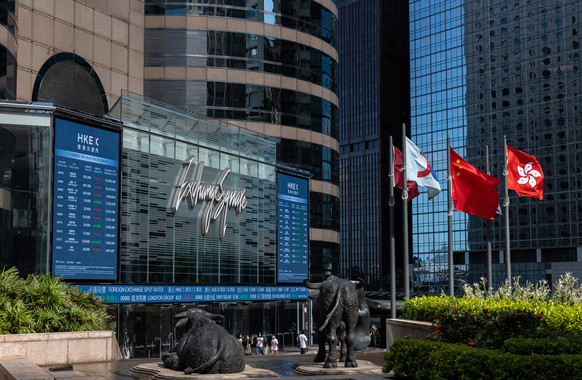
[506,145,544,200]
[393,146,420,201]
[450,147,500,220]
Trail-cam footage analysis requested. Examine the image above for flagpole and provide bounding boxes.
[447,136,454,296]
[402,124,410,299]
[388,137,397,319]
[486,145,492,290]
[503,136,512,289]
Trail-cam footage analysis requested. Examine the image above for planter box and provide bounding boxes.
[0,331,122,366]
[385,319,433,349]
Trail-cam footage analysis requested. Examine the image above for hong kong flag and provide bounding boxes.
[506,145,544,200]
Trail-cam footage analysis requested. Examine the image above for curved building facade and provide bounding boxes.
[15,0,144,116]
[143,0,340,279]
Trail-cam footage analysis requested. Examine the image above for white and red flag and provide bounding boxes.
[393,146,420,201]
[506,145,544,200]
[404,137,441,200]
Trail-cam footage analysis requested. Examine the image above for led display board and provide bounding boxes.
[78,284,309,304]
[277,172,309,283]
[52,118,120,280]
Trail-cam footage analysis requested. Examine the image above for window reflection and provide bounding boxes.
[145,80,337,137]
[207,83,336,137]
[144,30,338,92]
[144,0,338,47]
[277,138,338,184]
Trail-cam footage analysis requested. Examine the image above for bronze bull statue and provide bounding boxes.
[304,276,370,368]
[162,308,245,374]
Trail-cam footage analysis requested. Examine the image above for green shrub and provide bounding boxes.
[391,275,582,378]
[503,336,582,355]
[0,267,109,334]
[384,339,582,380]
[384,339,439,379]
[432,307,544,348]
[403,274,582,339]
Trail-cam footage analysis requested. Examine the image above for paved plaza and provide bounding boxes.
[67,346,389,379]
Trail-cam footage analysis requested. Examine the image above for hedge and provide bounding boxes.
[384,339,582,380]
[402,295,582,337]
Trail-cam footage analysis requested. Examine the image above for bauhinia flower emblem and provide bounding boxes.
[516,162,542,188]
[507,145,544,200]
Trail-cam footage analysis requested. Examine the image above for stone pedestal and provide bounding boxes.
[385,318,432,349]
[294,360,383,376]
[0,331,121,366]
[132,362,279,379]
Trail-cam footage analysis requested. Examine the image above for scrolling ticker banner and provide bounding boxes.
[52,118,120,280]
[277,172,309,283]
[79,284,309,304]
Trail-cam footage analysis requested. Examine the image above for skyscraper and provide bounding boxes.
[410,0,582,290]
[338,0,410,290]
[143,0,340,279]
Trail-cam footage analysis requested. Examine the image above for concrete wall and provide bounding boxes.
[17,0,145,107]
[0,331,121,366]
[385,319,433,349]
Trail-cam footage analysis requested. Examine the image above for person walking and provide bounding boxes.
[270,334,279,355]
[298,330,308,354]
[243,335,252,355]
[370,324,380,347]
[255,333,265,355]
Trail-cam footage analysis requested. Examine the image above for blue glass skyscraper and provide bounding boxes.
[410,0,582,290]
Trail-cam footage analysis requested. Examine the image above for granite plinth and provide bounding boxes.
[293,360,383,376]
[132,362,280,379]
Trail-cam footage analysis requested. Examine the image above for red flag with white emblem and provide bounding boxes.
[506,145,544,200]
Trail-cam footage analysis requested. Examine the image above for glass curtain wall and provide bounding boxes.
[0,104,53,276]
[410,0,582,290]
[111,92,278,285]
[409,1,469,293]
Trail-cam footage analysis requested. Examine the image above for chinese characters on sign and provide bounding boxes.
[79,284,309,304]
[52,118,120,280]
[277,173,309,283]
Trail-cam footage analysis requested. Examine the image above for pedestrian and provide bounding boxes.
[298,330,308,354]
[243,335,252,355]
[270,334,279,355]
[370,324,380,347]
[255,332,265,355]
[238,334,243,344]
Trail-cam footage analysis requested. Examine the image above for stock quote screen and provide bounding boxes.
[277,172,309,283]
[52,118,120,280]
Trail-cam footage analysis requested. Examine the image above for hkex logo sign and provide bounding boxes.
[77,133,100,153]
[78,133,99,146]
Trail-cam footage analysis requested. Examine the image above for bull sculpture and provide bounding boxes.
[162,308,245,374]
[304,276,370,368]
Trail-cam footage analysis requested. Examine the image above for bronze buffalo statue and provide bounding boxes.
[304,276,370,368]
[162,308,245,374]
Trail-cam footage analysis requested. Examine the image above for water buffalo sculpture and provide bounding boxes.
[162,308,245,374]
[304,276,370,368]
[354,285,372,350]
